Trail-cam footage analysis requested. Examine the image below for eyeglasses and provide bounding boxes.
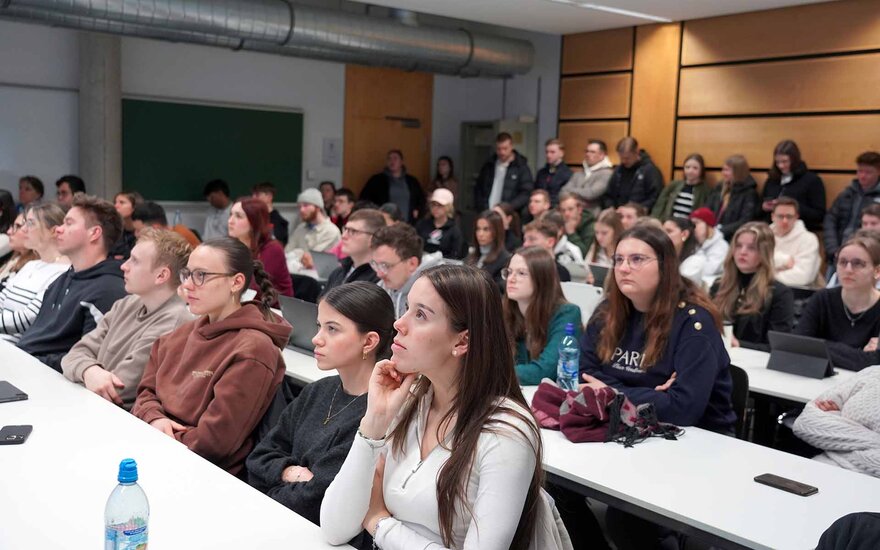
[772,213,796,220]
[342,226,374,237]
[370,259,403,274]
[179,268,236,286]
[9,221,25,234]
[837,257,870,271]
[501,267,530,280]
[612,254,657,270]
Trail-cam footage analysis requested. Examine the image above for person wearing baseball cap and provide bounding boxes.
[414,188,465,259]
[689,207,729,280]
[286,187,342,260]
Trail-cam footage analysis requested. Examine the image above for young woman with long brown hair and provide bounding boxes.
[322,265,560,550]
[465,210,511,291]
[584,207,623,285]
[705,154,759,241]
[227,197,293,301]
[711,222,793,350]
[503,247,582,385]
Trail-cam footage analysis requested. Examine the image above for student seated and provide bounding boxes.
[504,247,582,385]
[55,174,86,209]
[706,154,759,241]
[251,181,290,246]
[322,209,386,295]
[491,202,523,252]
[0,213,37,288]
[228,197,293,302]
[796,233,880,371]
[131,201,201,248]
[0,203,68,343]
[378,202,402,226]
[823,151,880,264]
[62,229,193,410]
[331,188,356,233]
[247,282,394,546]
[17,175,44,211]
[523,217,572,282]
[287,188,342,272]
[559,191,595,257]
[415,189,464,259]
[689,207,728,280]
[464,210,511,291]
[584,207,622,285]
[370,223,444,319]
[109,191,142,260]
[0,190,17,257]
[793,366,880,478]
[541,210,585,270]
[321,264,549,550]
[132,238,292,476]
[526,188,552,222]
[651,153,709,221]
[202,178,232,240]
[771,196,822,287]
[616,202,645,231]
[17,195,127,371]
[761,139,826,232]
[662,217,705,286]
[711,222,793,350]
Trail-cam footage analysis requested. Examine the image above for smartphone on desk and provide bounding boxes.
[754,473,818,496]
[0,425,32,445]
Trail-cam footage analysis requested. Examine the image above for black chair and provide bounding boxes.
[291,274,323,303]
[729,365,752,440]
[789,285,817,331]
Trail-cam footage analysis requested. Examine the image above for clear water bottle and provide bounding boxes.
[172,209,182,227]
[105,458,149,550]
[557,323,580,391]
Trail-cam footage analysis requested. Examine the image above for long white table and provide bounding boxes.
[522,386,880,550]
[0,342,350,549]
[283,347,335,386]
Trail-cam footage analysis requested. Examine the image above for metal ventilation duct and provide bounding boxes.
[0,0,534,77]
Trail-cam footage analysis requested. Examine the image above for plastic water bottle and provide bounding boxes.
[172,209,182,227]
[105,458,149,550]
[557,323,580,391]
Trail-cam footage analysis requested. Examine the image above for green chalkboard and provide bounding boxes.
[122,98,303,202]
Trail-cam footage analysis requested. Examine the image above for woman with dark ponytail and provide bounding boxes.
[133,237,293,477]
[247,282,395,549]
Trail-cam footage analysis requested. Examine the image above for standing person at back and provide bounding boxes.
[562,139,613,215]
[535,139,572,207]
[17,195,127,371]
[603,137,663,211]
[56,175,85,209]
[202,179,232,240]
[771,197,822,287]
[322,209,386,295]
[824,152,880,265]
[360,150,425,224]
[429,156,459,196]
[62,229,193,410]
[251,182,289,246]
[761,140,826,231]
[474,132,534,212]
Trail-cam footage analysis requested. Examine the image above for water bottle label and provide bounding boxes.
[105,523,148,550]
[557,359,579,391]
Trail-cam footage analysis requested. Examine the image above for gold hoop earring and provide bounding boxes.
[362,352,367,361]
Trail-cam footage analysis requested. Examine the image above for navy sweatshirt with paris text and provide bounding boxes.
[579,302,736,434]
[17,258,126,372]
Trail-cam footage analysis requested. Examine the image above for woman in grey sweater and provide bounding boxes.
[246,282,395,546]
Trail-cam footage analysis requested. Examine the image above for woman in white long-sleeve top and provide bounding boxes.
[321,264,553,550]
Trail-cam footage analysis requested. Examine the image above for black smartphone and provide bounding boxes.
[0,381,28,403]
[0,425,33,445]
[754,473,818,496]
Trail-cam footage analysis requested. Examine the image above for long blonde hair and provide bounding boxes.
[713,222,776,318]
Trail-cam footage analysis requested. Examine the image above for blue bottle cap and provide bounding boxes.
[117,458,139,483]
[564,322,575,335]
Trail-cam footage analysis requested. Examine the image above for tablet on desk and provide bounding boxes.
[0,381,28,403]
[588,263,609,287]
[767,331,836,379]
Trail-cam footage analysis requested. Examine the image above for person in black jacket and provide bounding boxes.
[706,154,759,241]
[823,151,880,262]
[251,182,290,246]
[414,188,464,259]
[761,140,826,231]
[710,222,793,351]
[465,210,512,292]
[359,149,425,224]
[534,138,573,207]
[473,132,534,213]
[320,209,386,297]
[603,137,663,210]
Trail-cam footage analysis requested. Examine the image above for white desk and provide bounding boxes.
[522,386,880,550]
[283,347,335,386]
[727,346,855,403]
[0,342,349,549]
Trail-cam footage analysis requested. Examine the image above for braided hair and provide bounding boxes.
[200,238,278,318]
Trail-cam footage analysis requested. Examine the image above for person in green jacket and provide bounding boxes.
[559,191,595,257]
[651,153,710,221]
[502,246,583,385]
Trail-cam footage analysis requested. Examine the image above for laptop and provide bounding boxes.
[0,381,28,404]
[310,251,341,281]
[588,263,609,288]
[767,331,836,379]
[279,295,319,354]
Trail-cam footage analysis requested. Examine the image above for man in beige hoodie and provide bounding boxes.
[62,228,193,409]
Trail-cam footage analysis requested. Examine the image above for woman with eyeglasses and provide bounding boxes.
[465,210,511,291]
[0,212,38,289]
[132,237,293,477]
[711,222,793,351]
[415,189,464,259]
[227,197,293,303]
[503,247,582,385]
[795,232,880,371]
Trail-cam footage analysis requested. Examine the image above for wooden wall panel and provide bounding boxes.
[562,28,634,74]
[558,121,629,165]
[682,0,880,66]
[559,73,631,120]
[673,170,853,208]
[674,115,880,171]
[629,23,681,182]
[679,53,880,116]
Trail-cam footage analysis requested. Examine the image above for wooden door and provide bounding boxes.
[343,65,433,197]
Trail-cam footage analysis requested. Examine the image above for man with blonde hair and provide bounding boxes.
[62,228,194,410]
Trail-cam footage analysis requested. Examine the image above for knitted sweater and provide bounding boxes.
[772,220,821,288]
[793,366,880,478]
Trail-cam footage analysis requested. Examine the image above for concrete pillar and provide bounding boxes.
[78,32,122,200]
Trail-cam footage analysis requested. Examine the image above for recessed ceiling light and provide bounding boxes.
[545,0,673,22]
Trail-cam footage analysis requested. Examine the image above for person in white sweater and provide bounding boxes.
[321,264,556,550]
[0,202,69,342]
[689,207,729,281]
[793,366,880,478]
[771,197,821,288]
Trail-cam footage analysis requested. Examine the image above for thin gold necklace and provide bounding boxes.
[323,383,365,426]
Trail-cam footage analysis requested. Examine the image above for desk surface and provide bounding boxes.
[0,342,348,549]
[283,347,335,386]
[522,386,880,550]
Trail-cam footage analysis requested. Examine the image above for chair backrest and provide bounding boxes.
[729,364,750,440]
[560,282,605,326]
